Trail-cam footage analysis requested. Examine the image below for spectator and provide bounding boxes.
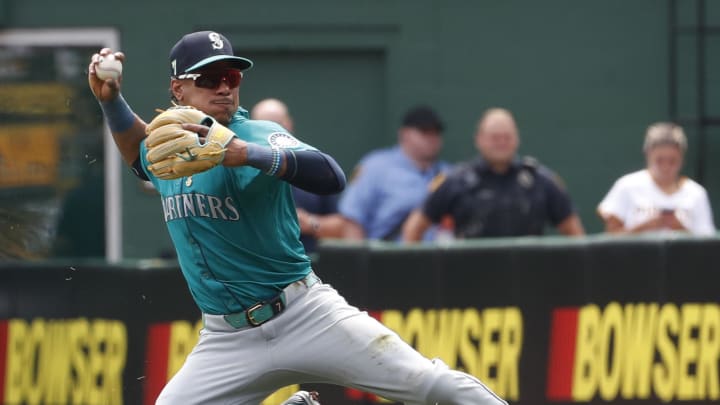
[597,122,716,235]
[338,105,451,240]
[250,98,341,253]
[403,107,584,240]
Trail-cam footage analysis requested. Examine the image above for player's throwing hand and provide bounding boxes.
[88,48,125,102]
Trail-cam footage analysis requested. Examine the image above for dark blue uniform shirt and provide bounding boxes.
[422,156,574,238]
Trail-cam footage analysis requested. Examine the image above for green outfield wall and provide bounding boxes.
[1,1,719,258]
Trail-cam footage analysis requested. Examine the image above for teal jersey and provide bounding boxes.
[140,108,315,314]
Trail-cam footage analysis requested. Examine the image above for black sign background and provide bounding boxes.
[1,236,719,405]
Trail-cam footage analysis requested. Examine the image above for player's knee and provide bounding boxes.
[423,359,507,405]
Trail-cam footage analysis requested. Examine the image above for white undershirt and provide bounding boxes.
[598,169,716,236]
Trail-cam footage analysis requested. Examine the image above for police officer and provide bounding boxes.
[403,108,585,240]
[338,105,452,240]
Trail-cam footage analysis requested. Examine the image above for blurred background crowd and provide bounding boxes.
[1,0,719,261]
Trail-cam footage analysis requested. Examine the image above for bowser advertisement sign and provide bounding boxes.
[0,318,126,405]
[2,303,717,404]
[547,302,720,403]
[2,237,720,405]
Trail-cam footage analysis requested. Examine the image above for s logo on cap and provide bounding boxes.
[209,32,224,50]
[169,30,254,77]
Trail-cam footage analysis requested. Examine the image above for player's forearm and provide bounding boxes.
[626,216,667,234]
[340,219,365,240]
[299,211,351,239]
[557,214,585,236]
[317,214,353,238]
[401,210,432,242]
[100,94,147,165]
[234,143,346,195]
[112,119,147,165]
[603,215,667,235]
[601,214,627,234]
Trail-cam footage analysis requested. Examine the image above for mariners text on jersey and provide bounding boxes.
[161,192,240,222]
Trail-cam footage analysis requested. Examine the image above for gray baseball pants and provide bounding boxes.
[156,277,507,405]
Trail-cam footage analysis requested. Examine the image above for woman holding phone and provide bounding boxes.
[597,122,716,236]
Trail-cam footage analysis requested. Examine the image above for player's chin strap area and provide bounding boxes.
[202,272,320,331]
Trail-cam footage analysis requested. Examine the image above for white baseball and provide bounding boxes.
[96,54,123,81]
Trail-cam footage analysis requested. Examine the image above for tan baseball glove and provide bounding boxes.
[145,106,235,180]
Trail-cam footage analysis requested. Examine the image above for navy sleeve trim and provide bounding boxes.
[131,157,150,181]
[279,150,346,195]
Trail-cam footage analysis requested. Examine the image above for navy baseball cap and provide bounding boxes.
[169,31,253,77]
[402,105,445,133]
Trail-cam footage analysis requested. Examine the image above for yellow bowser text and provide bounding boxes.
[573,302,719,402]
[4,318,127,405]
[382,307,523,401]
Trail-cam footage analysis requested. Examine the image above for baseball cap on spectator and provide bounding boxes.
[402,106,445,133]
[170,31,253,77]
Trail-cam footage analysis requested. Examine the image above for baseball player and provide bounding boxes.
[88,30,507,405]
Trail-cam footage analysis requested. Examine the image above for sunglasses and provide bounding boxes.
[177,69,242,89]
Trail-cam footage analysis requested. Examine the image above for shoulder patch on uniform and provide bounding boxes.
[552,174,567,190]
[267,132,300,149]
[428,173,447,192]
[522,155,539,169]
[517,169,534,188]
[349,165,363,183]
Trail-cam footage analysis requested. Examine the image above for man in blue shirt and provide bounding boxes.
[339,106,451,240]
[88,30,507,405]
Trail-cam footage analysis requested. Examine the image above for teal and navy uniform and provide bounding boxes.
[114,30,508,405]
[145,109,507,405]
[145,111,508,405]
[140,108,314,315]
[339,145,450,240]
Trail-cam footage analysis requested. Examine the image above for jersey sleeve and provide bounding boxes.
[597,176,629,222]
[538,168,575,226]
[690,186,717,236]
[247,122,345,195]
[422,174,456,224]
[320,192,340,214]
[246,120,318,152]
[138,140,160,186]
[228,119,320,187]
